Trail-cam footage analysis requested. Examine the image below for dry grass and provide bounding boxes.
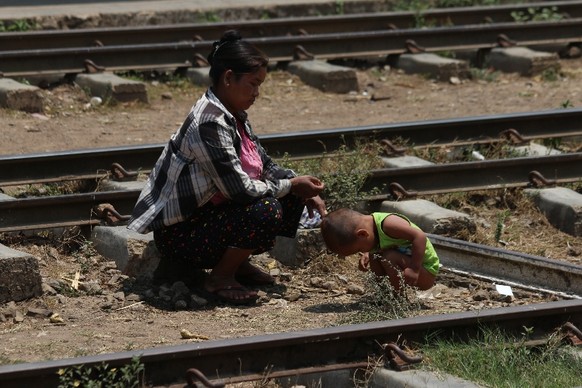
[427,187,582,265]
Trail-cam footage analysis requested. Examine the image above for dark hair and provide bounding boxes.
[207,30,269,86]
[320,208,360,250]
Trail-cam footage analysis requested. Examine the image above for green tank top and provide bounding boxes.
[372,212,440,275]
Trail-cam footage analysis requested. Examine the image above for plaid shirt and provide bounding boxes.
[127,89,293,233]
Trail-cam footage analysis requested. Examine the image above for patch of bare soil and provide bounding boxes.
[0,58,581,367]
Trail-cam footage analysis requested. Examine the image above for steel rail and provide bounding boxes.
[431,234,582,296]
[1,1,581,51]
[0,189,138,233]
[1,152,580,233]
[363,152,582,198]
[1,18,581,77]
[0,299,580,388]
[1,108,581,187]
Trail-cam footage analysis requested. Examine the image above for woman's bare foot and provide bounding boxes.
[235,261,275,286]
[204,275,258,305]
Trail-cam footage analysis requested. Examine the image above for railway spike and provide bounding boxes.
[500,128,527,145]
[380,139,407,156]
[83,59,106,73]
[186,368,225,388]
[110,162,139,181]
[193,53,210,67]
[497,33,517,48]
[389,182,418,200]
[528,170,556,187]
[383,342,423,371]
[405,39,426,54]
[562,322,582,346]
[293,45,315,60]
[93,203,131,225]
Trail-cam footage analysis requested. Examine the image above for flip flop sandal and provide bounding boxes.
[235,271,275,286]
[200,285,259,306]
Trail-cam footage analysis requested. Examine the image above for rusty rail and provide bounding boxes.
[0,299,579,387]
[1,1,581,51]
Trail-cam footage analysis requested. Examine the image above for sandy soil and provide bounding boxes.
[0,56,581,374]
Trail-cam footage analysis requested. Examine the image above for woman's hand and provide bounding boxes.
[290,175,324,199]
[305,195,326,218]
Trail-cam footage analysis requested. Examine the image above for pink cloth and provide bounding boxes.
[211,119,263,205]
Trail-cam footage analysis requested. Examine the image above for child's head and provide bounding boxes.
[320,208,369,256]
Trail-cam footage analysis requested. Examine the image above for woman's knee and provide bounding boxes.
[247,197,283,227]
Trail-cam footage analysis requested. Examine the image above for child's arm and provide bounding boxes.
[358,252,370,272]
[382,215,427,285]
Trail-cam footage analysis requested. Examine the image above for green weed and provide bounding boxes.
[469,67,499,82]
[340,271,421,324]
[511,6,564,22]
[57,355,144,388]
[279,141,384,211]
[422,326,581,388]
[0,19,35,32]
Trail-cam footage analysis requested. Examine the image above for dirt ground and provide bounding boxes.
[0,55,581,374]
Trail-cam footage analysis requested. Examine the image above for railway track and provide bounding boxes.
[2,1,581,51]
[1,108,580,233]
[1,4,581,386]
[0,299,580,388]
[0,3,581,78]
[1,108,581,186]
[1,18,580,77]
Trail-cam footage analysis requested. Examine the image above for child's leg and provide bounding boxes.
[368,254,387,277]
[380,250,436,291]
[377,250,407,291]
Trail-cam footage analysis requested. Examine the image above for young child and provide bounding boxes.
[320,208,439,291]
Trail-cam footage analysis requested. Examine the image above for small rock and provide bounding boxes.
[346,284,365,295]
[80,281,102,294]
[113,291,125,301]
[26,308,53,318]
[126,293,142,303]
[321,281,337,290]
[310,277,323,287]
[190,294,208,307]
[49,313,64,324]
[174,300,188,310]
[472,290,490,301]
[284,291,301,302]
[42,282,58,295]
[492,291,514,303]
[269,268,281,277]
[14,310,25,323]
[336,275,348,284]
[171,281,190,295]
[161,92,173,100]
